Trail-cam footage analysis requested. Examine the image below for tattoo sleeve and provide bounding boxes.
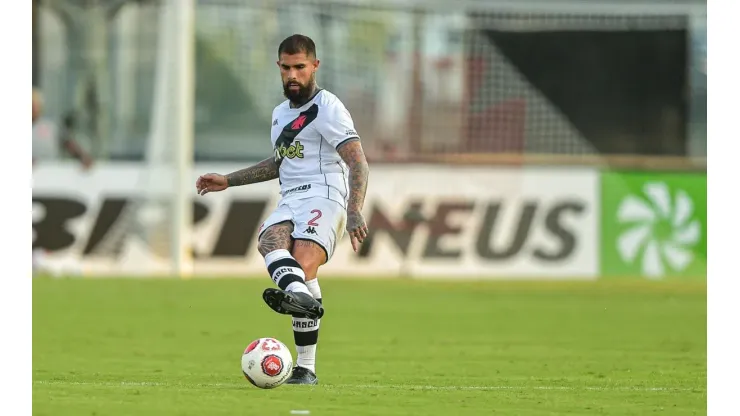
[337,140,370,213]
[225,157,279,187]
[257,221,294,256]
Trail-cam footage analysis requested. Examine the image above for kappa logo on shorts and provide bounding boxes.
[304,226,317,235]
[272,118,279,126]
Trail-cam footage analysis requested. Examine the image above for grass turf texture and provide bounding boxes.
[33,278,706,415]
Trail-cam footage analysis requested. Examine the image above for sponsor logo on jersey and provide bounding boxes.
[272,118,279,126]
[304,226,317,235]
[273,104,318,165]
[275,140,304,159]
[283,184,311,196]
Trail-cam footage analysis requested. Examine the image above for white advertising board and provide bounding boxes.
[32,163,599,279]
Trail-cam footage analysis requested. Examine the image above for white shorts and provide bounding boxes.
[258,197,347,261]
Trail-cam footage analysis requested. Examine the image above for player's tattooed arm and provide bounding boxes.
[337,140,370,252]
[196,157,279,196]
[225,157,279,187]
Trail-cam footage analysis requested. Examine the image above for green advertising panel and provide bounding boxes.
[601,171,706,279]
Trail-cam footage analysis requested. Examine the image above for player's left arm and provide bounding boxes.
[317,99,370,252]
[337,140,370,251]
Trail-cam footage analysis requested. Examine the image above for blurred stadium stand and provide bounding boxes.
[32,0,706,169]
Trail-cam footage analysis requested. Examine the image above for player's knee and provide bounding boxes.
[293,253,321,277]
[257,240,275,258]
[258,239,292,257]
[257,222,294,257]
[292,240,326,277]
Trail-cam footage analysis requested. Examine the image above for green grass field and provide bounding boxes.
[33,277,706,415]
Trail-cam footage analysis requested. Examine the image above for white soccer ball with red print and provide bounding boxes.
[241,337,293,389]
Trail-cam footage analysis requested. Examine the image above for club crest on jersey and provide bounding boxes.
[291,115,307,130]
[273,104,318,165]
[275,140,304,160]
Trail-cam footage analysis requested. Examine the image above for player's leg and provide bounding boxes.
[286,239,326,384]
[283,198,346,385]
[258,213,324,319]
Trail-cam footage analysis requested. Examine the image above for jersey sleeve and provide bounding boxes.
[316,100,360,149]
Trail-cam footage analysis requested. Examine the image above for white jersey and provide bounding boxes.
[270,89,359,209]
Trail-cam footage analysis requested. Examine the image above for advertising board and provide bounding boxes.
[32,163,599,279]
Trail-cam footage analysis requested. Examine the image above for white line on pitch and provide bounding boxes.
[33,380,702,392]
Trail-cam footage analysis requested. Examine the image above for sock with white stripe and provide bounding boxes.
[293,278,322,373]
[264,249,311,296]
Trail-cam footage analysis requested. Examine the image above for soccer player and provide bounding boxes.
[195,34,370,385]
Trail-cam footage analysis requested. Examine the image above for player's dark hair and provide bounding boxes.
[278,34,317,58]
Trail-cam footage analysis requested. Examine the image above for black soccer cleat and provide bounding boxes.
[262,288,325,320]
[285,366,318,385]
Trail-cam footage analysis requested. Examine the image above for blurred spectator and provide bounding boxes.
[32,87,94,170]
[33,86,91,276]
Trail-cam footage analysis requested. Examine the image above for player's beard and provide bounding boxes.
[282,75,316,105]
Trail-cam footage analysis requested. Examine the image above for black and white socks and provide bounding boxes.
[293,279,322,373]
[264,249,322,374]
[264,249,312,296]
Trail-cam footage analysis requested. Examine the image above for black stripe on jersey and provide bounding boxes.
[277,104,320,146]
[274,104,320,167]
[335,136,360,150]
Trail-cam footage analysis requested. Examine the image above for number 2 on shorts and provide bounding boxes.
[308,209,322,226]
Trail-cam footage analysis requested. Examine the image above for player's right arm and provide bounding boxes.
[196,157,279,196]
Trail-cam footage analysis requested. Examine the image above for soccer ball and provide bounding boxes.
[241,338,293,389]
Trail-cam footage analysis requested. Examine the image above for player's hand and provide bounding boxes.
[196,173,228,196]
[346,210,368,253]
